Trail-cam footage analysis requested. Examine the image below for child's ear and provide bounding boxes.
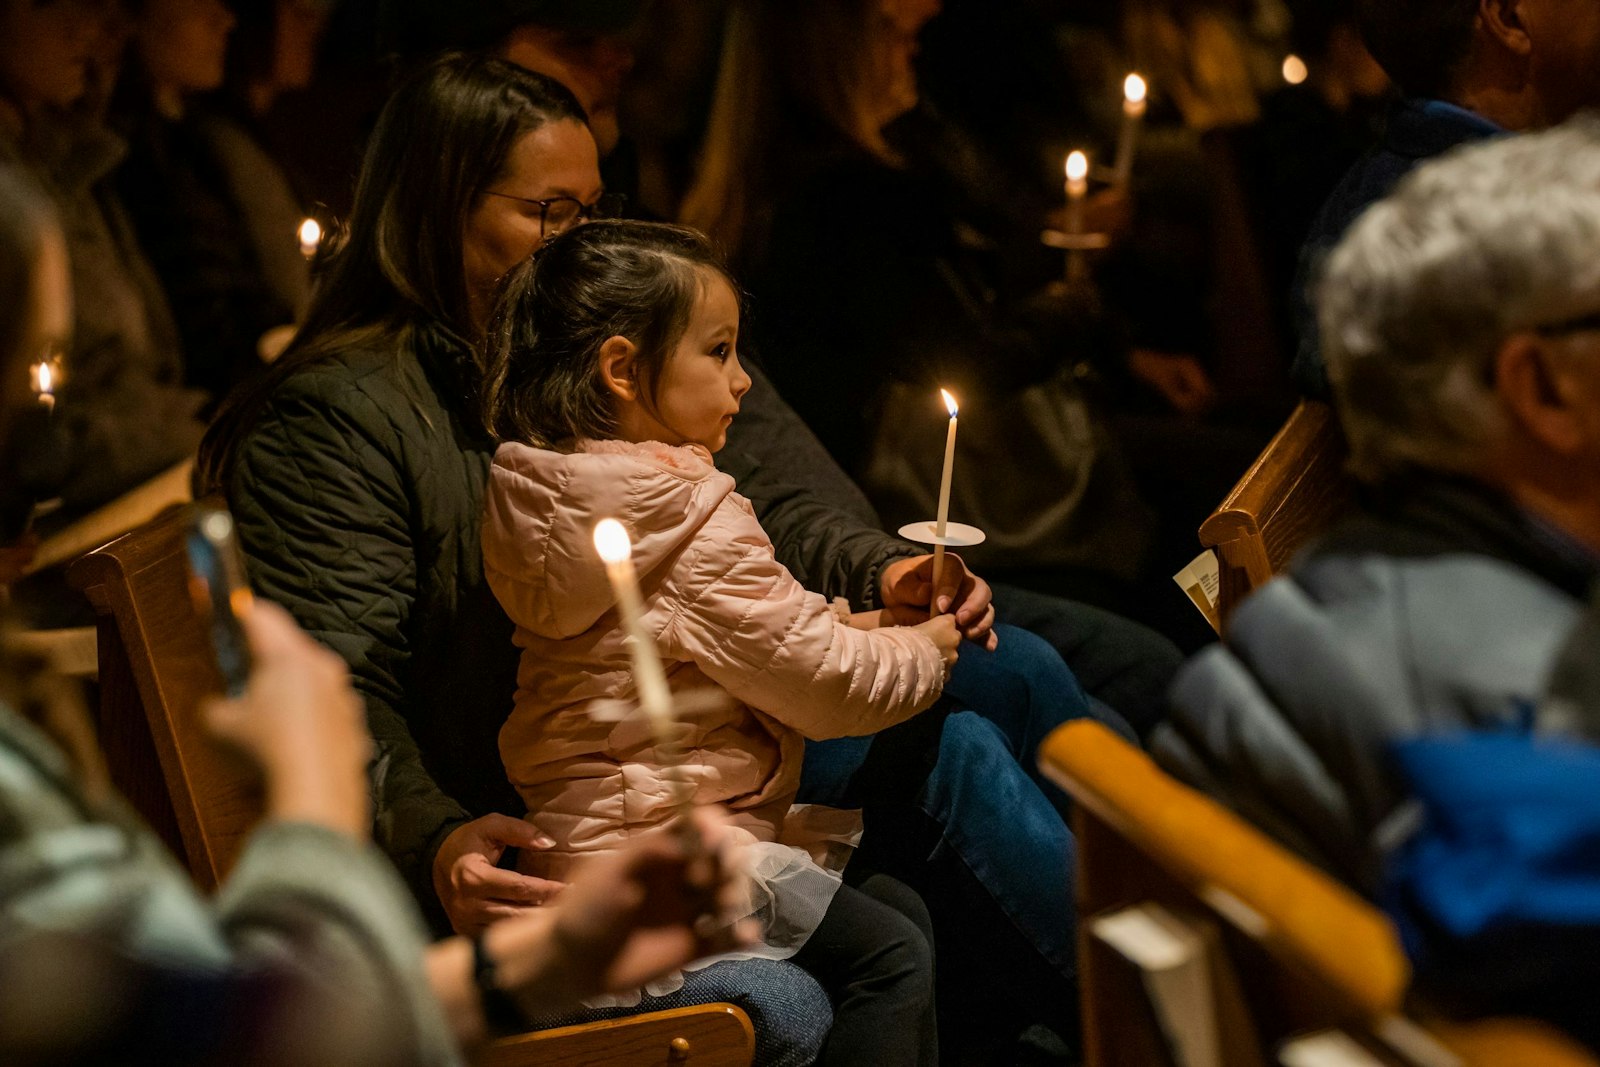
[598,336,640,402]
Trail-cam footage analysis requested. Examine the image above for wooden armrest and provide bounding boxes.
[27,458,195,576]
[1433,1018,1599,1066]
[473,1003,755,1067]
[1039,720,1408,1016]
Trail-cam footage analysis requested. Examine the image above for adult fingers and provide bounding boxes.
[475,812,557,850]
[932,553,968,614]
[459,856,566,905]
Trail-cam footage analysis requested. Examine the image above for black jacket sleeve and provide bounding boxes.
[720,360,920,610]
[226,380,469,908]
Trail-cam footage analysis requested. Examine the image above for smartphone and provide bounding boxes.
[185,506,254,697]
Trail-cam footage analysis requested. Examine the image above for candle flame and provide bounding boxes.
[298,217,322,249]
[1124,73,1147,105]
[1065,151,1089,182]
[941,388,958,418]
[593,518,632,564]
[36,361,53,394]
[1282,54,1308,86]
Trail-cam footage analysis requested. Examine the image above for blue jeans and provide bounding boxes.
[798,624,1129,1046]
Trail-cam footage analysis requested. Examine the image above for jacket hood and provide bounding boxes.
[484,438,735,639]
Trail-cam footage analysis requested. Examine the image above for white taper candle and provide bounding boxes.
[931,389,958,618]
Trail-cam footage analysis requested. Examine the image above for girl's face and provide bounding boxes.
[636,272,751,454]
[137,0,235,98]
[463,118,601,322]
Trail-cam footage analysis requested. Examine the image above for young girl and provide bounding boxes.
[480,221,957,1065]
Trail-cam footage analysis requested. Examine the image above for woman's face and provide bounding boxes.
[0,0,103,112]
[136,0,235,99]
[462,118,602,315]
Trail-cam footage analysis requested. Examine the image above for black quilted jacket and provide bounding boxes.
[225,325,915,928]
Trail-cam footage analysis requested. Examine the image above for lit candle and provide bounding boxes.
[297,217,322,261]
[30,356,60,414]
[1064,150,1089,234]
[1113,74,1148,188]
[593,519,674,740]
[1281,54,1309,86]
[931,389,958,619]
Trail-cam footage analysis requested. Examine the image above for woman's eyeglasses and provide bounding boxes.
[484,191,628,238]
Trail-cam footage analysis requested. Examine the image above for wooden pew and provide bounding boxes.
[1198,401,1351,626]
[67,502,754,1067]
[1039,720,1597,1067]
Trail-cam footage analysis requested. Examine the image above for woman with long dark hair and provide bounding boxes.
[199,54,831,1064]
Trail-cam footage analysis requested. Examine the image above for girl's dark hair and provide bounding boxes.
[197,52,587,488]
[482,220,735,447]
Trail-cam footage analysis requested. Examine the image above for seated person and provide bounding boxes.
[484,221,948,1065]
[0,159,762,1067]
[1290,0,1600,396]
[1156,117,1600,897]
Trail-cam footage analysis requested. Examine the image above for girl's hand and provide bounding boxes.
[912,615,961,666]
[203,600,374,841]
[880,553,998,650]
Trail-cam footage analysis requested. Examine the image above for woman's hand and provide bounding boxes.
[433,815,565,935]
[203,600,373,840]
[879,552,998,650]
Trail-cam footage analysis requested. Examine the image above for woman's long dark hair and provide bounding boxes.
[197,52,586,489]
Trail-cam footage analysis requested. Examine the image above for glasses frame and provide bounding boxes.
[483,191,628,238]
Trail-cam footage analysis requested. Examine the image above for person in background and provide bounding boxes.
[1156,118,1600,897]
[215,0,333,322]
[200,54,834,1065]
[0,0,206,526]
[112,0,303,401]
[0,158,755,1067]
[1233,0,1390,343]
[1291,0,1600,396]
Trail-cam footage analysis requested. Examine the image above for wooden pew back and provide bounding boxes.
[69,500,258,889]
[1198,400,1351,625]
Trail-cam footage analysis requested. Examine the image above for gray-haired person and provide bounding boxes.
[1154,116,1600,897]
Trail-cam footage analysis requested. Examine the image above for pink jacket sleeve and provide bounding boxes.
[659,497,946,741]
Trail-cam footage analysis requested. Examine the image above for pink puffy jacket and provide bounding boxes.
[482,438,946,875]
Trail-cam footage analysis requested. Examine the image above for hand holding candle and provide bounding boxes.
[1113,73,1148,188]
